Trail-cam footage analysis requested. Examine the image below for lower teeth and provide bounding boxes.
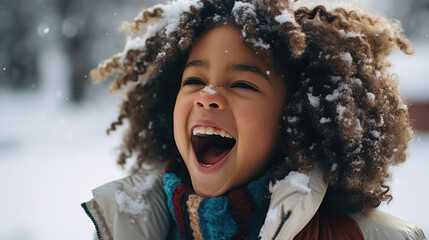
[201,163,213,167]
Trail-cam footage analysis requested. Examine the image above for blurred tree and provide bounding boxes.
[56,0,95,101]
[0,0,157,101]
[0,0,40,89]
[50,0,158,101]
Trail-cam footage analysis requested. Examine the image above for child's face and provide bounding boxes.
[173,26,286,197]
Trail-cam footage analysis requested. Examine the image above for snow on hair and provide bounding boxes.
[91,0,414,212]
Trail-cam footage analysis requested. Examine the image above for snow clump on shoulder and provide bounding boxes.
[114,190,151,219]
[269,171,311,194]
[114,175,158,221]
[133,175,157,194]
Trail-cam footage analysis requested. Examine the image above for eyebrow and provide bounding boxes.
[227,63,270,83]
[185,60,270,83]
[185,60,207,69]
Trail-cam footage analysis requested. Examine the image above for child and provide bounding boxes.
[82,0,426,239]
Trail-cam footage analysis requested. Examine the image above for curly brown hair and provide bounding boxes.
[91,0,414,212]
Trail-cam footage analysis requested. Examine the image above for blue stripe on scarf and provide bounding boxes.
[169,223,185,240]
[164,172,181,220]
[198,195,237,239]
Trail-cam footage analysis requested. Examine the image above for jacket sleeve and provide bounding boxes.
[81,163,171,240]
[350,210,426,240]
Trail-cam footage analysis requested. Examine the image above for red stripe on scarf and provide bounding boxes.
[164,156,177,173]
[227,189,256,239]
[173,184,191,239]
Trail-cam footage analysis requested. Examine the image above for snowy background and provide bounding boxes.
[0,0,428,239]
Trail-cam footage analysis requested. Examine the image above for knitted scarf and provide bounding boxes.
[163,157,272,240]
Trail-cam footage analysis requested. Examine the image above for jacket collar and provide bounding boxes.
[260,167,328,240]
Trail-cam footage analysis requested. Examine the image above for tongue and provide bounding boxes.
[201,147,229,165]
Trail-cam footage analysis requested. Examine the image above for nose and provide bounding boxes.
[194,88,226,110]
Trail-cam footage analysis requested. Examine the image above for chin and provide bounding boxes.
[191,175,231,198]
[195,187,225,198]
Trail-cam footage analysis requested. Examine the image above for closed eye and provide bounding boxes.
[231,81,260,92]
[183,77,205,86]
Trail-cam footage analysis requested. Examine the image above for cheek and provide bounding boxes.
[173,95,189,150]
[235,97,283,155]
[236,100,281,134]
[173,92,190,124]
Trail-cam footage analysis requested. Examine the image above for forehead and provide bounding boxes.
[187,25,268,68]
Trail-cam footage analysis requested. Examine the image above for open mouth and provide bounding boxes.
[191,126,236,167]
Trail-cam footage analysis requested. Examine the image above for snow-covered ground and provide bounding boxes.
[0,45,428,240]
[0,89,126,240]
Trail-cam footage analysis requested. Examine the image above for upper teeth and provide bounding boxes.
[192,126,234,139]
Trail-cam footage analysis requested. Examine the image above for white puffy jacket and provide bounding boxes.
[82,163,426,239]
